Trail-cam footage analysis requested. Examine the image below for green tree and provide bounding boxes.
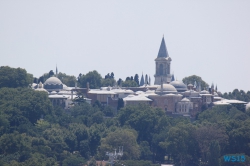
[122,80,138,87]
[223,89,250,102]
[118,104,165,142]
[101,78,116,87]
[78,70,102,89]
[182,75,209,90]
[57,72,77,87]
[160,123,199,166]
[208,141,220,166]
[195,124,228,163]
[139,141,152,160]
[99,129,140,160]
[49,70,54,77]
[117,98,124,110]
[0,66,33,88]
[62,155,86,166]
[0,88,53,124]
[117,78,123,86]
[134,74,139,86]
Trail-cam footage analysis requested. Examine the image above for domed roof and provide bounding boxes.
[170,80,188,92]
[200,90,209,94]
[35,88,48,93]
[181,98,190,102]
[44,77,63,85]
[44,77,63,90]
[156,84,177,94]
[50,91,57,95]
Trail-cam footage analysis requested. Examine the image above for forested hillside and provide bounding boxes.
[0,86,250,166]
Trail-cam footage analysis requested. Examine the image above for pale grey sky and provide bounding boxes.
[0,1,249,93]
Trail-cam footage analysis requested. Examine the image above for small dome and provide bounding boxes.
[50,91,57,95]
[170,80,188,92]
[200,90,209,94]
[156,84,177,94]
[188,84,193,87]
[35,88,48,93]
[181,98,190,102]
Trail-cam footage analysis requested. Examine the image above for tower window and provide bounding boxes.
[159,64,163,75]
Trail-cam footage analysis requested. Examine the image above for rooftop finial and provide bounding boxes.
[56,64,58,77]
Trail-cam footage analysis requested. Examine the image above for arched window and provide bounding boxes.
[159,64,163,75]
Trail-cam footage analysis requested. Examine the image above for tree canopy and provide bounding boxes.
[78,70,102,89]
[1,68,250,165]
[57,72,77,87]
[182,75,209,90]
[0,66,33,88]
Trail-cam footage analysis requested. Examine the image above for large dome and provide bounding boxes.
[44,77,63,90]
[170,80,188,92]
[156,84,177,94]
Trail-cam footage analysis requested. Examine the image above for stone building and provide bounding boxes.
[31,36,248,118]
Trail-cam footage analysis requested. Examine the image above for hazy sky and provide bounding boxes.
[1,1,249,93]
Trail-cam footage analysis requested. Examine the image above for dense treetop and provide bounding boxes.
[0,66,250,165]
[182,75,209,90]
[0,66,33,88]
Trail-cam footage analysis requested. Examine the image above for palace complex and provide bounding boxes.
[32,37,247,118]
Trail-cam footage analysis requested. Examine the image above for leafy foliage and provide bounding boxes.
[0,66,33,88]
[182,75,209,90]
[57,72,77,87]
[223,89,250,102]
[1,73,250,166]
[78,70,102,89]
[122,80,138,87]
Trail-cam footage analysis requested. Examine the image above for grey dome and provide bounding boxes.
[170,80,188,92]
[44,77,63,90]
[200,90,209,94]
[35,88,48,93]
[156,84,177,94]
[181,98,190,102]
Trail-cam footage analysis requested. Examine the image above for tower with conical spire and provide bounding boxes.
[154,36,172,85]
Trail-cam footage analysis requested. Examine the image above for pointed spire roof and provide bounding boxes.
[140,73,145,86]
[171,74,175,82]
[145,74,148,85]
[157,36,169,58]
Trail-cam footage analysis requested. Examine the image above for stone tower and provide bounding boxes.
[154,37,172,85]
